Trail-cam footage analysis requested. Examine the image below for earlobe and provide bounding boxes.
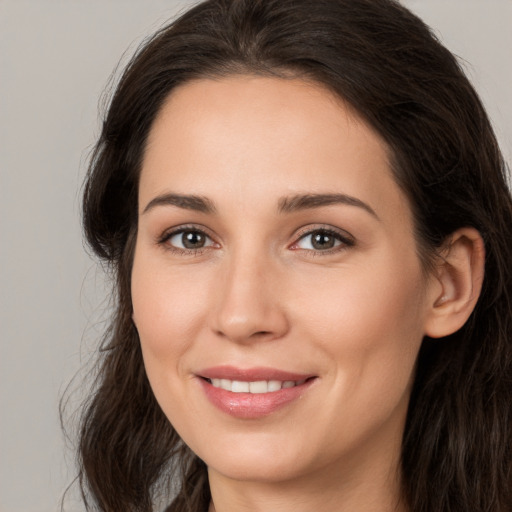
[424,228,485,339]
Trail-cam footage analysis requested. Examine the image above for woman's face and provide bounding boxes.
[132,76,436,485]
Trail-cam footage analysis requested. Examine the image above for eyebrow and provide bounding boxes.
[277,193,379,219]
[142,193,217,215]
[142,191,378,219]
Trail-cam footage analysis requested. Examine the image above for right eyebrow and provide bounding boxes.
[142,193,217,215]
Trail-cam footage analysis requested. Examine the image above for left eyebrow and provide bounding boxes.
[277,193,379,219]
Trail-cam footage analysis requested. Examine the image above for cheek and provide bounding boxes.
[131,251,211,371]
[290,262,425,455]
[130,253,215,432]
[295,255,425,338]
[292,256,426,395]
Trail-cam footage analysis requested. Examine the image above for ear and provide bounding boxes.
[424,227,485,338]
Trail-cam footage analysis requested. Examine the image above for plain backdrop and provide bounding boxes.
[0,1,510,511]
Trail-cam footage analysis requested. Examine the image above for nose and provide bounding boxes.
[210,251,289,344]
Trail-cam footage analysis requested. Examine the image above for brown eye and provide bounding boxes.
[311,232,337,250]
[181,231,206,249]
[294,228,354,252]
[165,229,215,251]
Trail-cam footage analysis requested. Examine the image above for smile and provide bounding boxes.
[197,367,317,419]
[207,378,308,393]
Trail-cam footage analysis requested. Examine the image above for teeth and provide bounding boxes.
[232,380,249,392]
[209,378,306,393]
[249,381,267,393]
[220,379,231,391]
[268,380,281,392]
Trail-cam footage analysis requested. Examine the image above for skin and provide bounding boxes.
[131,76,482,512]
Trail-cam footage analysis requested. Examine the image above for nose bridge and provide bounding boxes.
[211,242,288,343]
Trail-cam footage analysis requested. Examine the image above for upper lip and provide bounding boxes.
[197,365,315,382]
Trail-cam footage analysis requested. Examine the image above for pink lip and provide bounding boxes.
[198,365,313,382]
[196,366,317,419]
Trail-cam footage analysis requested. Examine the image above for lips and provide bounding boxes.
[197,366,317,419]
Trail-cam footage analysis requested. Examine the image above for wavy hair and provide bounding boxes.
[75,0,512,510]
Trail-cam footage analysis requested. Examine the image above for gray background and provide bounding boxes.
[1,1,510,511]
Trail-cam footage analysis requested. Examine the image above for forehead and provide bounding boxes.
[140,75,408,224]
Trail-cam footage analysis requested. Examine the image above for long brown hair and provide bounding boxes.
[73,1,512,510]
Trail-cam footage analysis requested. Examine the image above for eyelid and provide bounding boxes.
[289,224,355,252]
[157,224,219,253]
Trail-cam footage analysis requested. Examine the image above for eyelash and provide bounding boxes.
[157,225,355,256]
[157,224,217,256]
[290,226,355,255]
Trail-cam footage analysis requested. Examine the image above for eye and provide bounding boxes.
[160,227,217,252]
[292,228,354,252]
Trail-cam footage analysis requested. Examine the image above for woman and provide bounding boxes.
[76,0,512,511]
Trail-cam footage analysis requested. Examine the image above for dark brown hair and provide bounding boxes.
[74,0,512,510]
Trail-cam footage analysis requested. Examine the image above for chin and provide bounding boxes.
[206,455,308,483]
[194,432,320,484]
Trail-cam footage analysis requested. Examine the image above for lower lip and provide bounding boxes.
[198,378,316,419]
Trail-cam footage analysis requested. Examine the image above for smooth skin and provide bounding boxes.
[131,76,484,512]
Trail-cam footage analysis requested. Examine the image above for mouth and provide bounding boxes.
[196,366,317,419]
[202,377,311,393]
